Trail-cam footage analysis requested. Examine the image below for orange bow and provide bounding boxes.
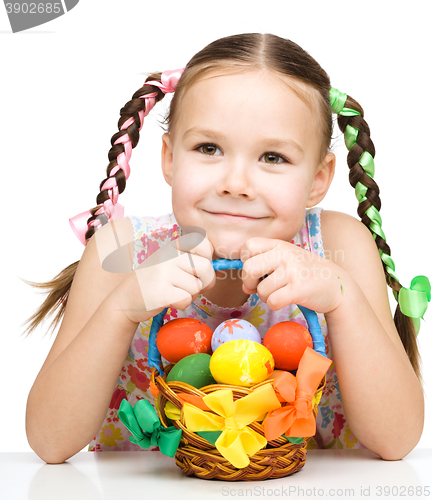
[263,347,332,441]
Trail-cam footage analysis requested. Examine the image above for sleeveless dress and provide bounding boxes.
[88,207,366,452]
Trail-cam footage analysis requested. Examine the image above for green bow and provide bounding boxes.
[398,276,431,334]
[118,399,182,457]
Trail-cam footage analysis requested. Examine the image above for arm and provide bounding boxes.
[26,218,143,464]
[26,288,141,464]
[321,210,424,460]
[26,218,216,464]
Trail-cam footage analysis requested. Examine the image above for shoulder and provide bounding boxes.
[320,210,406,352]
[320,209,390,312]
[320,209,372,248]
[34,218,136,378]
[88,217,135,271]
[320,209,379,268]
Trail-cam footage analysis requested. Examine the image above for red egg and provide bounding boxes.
[157,318,213,363]
[263,321,313,371]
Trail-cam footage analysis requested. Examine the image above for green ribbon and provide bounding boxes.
[284,436,304,444]
[118,399,182,457]
[196,430,222,446]
[329,87,361,117]
[344,124,359,150]
[398,276,431,333]
[329,88,430,336]
[329,87,347,114]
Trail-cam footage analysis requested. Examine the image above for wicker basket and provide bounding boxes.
[146,258,328,481]
[151,368,325,481]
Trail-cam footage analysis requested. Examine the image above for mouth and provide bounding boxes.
[205,211,265,221]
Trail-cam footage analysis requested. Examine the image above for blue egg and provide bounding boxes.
[211,319,262,352]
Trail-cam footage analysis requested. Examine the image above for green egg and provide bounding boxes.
[166,353,216,389]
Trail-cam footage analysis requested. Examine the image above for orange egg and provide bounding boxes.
[263,321,313,371]
[157,318,213,363]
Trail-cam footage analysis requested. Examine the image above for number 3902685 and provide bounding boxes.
[5,3,62,14]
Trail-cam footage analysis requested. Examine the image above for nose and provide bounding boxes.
[216,159,257,199]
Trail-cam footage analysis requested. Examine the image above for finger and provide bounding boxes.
[201,271,217,293]
[134,257,207,312]
[240,237,280,263]
[176,226,214,261]
[241,251,279,291]
[266,283,295,312]
[134,230,207,271]
[174,252,215,291]
[254,267,290,304]
[134,270,193,313]
[169,287,199,311]
[242,283,257,295]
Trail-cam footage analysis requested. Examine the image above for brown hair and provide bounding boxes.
[21,33,421,382]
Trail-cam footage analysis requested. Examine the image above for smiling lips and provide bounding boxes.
[206,211,264,220]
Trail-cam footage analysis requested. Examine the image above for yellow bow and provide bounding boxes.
[183,384,281,468]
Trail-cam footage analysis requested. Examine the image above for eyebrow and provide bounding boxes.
[183,127,304,155]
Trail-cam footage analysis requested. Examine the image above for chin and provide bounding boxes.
[209,235,250,261]
[213,248,242,261]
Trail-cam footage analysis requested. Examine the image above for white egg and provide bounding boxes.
[211,319,262,352]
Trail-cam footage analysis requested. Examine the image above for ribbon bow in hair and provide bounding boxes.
[398,275,431,334]
[118,399,182,457]
[263,348,332,441]
[146,68,184,94]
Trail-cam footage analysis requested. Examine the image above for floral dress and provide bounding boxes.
[88,207,366,452]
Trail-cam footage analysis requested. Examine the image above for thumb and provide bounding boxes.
[241,237,280,262]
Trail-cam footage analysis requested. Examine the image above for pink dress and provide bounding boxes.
[88,207,366,452]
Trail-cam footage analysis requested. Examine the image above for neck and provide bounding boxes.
[201,270,250,308]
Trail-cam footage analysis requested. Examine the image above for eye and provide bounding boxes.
[196,143,222,156]
[261,152,290,164]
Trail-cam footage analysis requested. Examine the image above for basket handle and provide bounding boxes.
[148,258,326,376]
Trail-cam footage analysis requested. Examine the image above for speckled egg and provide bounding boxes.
[209,339,274,387]
[211,319,262,352]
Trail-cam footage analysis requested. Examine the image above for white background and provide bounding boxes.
[1,0,431,455]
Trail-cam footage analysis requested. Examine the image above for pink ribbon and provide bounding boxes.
[146,68,185,94]
[69,68,185,246]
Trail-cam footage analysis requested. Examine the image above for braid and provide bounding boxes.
[335,95,400,294]
[83,73,168,243]
[330,89,422,380]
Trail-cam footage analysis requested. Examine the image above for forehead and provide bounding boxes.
[172,69,322,158]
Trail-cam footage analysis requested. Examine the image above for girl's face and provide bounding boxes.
[161,69,335,260]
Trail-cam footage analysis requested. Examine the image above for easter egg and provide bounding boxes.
[263,321,313,371]
[166,353,217,388]
[211,319,262,352]
[209,339,274,387]
[157,318,213,363]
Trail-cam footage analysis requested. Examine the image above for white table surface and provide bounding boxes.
[1,449,432,500]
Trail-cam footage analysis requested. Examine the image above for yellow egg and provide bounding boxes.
[209,339,274,387]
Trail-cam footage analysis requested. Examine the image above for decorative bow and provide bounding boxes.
[398,275,431,334]
[146,68,184,94]
[263,348,332,441]
[183,384,281,469]
[118,399,182,457]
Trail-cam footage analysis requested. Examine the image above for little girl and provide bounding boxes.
[24,33,429,464]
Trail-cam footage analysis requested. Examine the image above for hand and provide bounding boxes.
[240,237,347,314]
[117,232,216,324]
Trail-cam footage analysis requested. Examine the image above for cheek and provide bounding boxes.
[171,164,201,209]
[266,174,311,210]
